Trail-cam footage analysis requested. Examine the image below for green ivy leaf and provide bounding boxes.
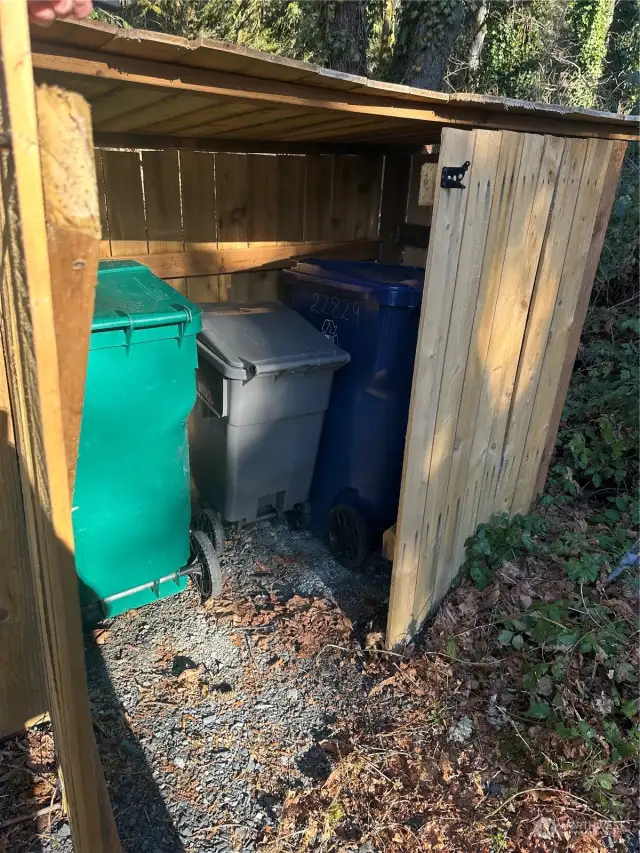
[621,698,639,718]
[512,633,525,651]
[445,637,458,660]
[594,773,615,790]
[578,720,596,739]
[555,723,578,739]
[527,701,551,720]
[497,629,514,646]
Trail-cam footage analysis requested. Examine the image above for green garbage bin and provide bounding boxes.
[73,260,214,622]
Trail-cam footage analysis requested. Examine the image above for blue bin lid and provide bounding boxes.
[93,260,201,339]
[290,259,425,307]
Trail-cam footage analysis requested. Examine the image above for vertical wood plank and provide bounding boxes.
[494,138,588,512]
[530,140,626,504]
[218,273,233,301]
[452,134,545,556]
[142,149,183,254]
[304,154,333,241]
[378,152,411,263]
[436,133,523,577]
[386,129,626,649]
[475,134,564,524]
[180,150,216,251]
[94,149,111,257]
[248,154,278,245]
[186,275,220,302]
[38,85,104,495]
[354,154,383,240]
[277,154,305,244]
[225,270,286,303]
[386,128,476,648]
[0,315,45,736]
[403,152,435,267]
[165,277,186,295]
[330,154,357,240]
[0,4,122,849]
[101,149,147,256]
[512,138,619,513]
[415,131,502,611]
[216,153,248,247]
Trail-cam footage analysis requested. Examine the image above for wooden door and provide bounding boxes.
[387,127,625,647]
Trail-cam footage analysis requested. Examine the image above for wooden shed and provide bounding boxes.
[0,8,637,849]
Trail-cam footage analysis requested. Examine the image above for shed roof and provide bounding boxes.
[31,18,639,149]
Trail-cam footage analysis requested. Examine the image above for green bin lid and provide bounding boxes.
[93,261,201,339]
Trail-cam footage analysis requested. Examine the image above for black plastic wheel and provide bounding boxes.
[189,529,222,601]
[327,504,369,571]
[286,501,311,531]
[196,507,225,556]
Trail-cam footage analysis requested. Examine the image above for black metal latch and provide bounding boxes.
[441,161,470,189]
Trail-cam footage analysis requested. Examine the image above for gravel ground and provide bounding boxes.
[7,519,390,853]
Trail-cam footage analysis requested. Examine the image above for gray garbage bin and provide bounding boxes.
[190,301,349,526]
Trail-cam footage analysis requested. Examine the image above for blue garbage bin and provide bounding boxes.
[285,259,424,569]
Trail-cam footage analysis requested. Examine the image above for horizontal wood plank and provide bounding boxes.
[92,130,408,156]
[106,241,378,278]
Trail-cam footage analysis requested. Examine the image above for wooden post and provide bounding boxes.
[0,2,121,851]
[37,84,101,493]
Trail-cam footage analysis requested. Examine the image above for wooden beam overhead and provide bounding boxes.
[32,42,637,142]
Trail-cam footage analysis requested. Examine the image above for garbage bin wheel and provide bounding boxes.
[286,501,311,531]
[196,507,225,556]
[189,529,222,602]
[327,504,369,571]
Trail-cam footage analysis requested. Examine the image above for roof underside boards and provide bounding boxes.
[30,19,638,148]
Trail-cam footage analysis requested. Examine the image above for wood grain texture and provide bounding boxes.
[0,273,45,737]
[378,152,412,263]
[0,42,46,741]
[142,149,183,253]
[110,241,378,278]
[30,43,638,142]
[101,149,147,256]
[276,155,305,243]
[418,131,502,610]
[330,155,357,240]
[0,5,121,849]
[386,129,620,648]
[180,150,216,251]
[441,132,523,575]
[37,84,101,495]
[353,154,383,240]
[185,275,220,302]
[94,149,110,256]
[386,129,476,648]
[248,154,278,245]
[216,153,249,247]
[494,138,587,512]
[475,134,562,525]
[402,152,436,267]
[529,140,627,503]
[512,138,619,513]
[304,154,333,241]
[92,130,406,156]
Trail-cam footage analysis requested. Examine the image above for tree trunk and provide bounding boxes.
[325,1,368,77]
[390,0,467,91]
[468,0,489,72]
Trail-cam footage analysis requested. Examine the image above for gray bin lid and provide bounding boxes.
[197,301,350,380]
